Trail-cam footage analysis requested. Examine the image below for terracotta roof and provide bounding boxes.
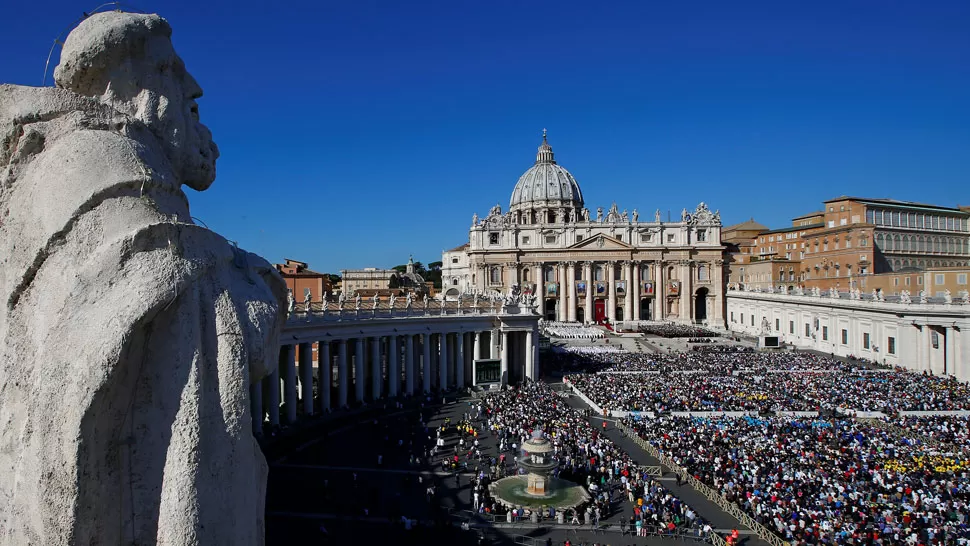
[791,211,825,220]
[722,218,768,232]
[446,243,469,253]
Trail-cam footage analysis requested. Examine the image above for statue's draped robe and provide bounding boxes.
[0,85,285,545]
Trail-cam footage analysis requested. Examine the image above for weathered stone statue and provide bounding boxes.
[919,290,928,304]
[944,289,953,304]
[0,12,286,545]
[472,213,478,226]
[596,207,603,222]
[632,209,638,222]
[582,208,589,222]
[288,288,296,316]
[655,209,662,222]
[303,288,312,312]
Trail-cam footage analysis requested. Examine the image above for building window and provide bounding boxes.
[616,234,622,242]
[888,337,896,355]
[959,274,967,285]
[641,233,652,243]
[452,278,458,286]
[667,233,675,243]
[822,326,828,341]
[805,323,810,337]
[741,313,744,324]
[936,274,945,285]
[521,236,530,245]
[489,266,500,284]
[545,235,557,244]
[774,318,780,331]
[697,230,707,242]
[841,329,848,345]
[594,266,604,281]
[863,333,870,350]
[731,311,735,322]
[452,258,459,264]
[789,321,794,334]
[698,265,708,281]
[576,235,584,242]
[489,232,499,245]
[751,315,755,326]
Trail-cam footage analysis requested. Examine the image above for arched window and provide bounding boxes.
[544,266,555,283]
[522,268,531,282]
[875,233,884,249]
[594,265,604,281]
[489,266,501,284]
[697,264,709,281]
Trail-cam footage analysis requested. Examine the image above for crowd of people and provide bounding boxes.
[541,321,605,340]
[638,323,719,338]
[560,349,970,414]
[894,416,970,451]
[622,414,970,545]
[474,381,711,537]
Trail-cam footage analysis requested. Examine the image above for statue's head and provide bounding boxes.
[54,12,219,191]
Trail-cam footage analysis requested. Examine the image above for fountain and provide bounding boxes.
[488,433,590,510]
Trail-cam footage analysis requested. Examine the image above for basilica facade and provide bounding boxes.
[441,133,725,325]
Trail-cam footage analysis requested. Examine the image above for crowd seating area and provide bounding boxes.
[638,323,720,338]
[623,415,970,545]
[540,321,605,340]
[895,416,970,450]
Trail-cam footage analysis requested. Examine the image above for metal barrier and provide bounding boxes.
[618,423,793,546]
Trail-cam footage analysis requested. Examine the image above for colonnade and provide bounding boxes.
[250,325,539,437]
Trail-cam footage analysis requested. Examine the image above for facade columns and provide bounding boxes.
[525,329,534,381]
[422,333,432,393]
[584,262,594,323]
[557,262,567,321]
[319,340,331,411]
[655,261,665,321]
[265,368,280,426]
[389,335,400,397]
[250,381,263,437]
[681,261,693,322]
[337,339,348,407]
[440,332,450,390]
[633,262,641,321]
[607,261,617,323]
[355,338,365,402]
[567,262,577,322]
[500,330,509,385]
[490,329,499,359]
[624,261,634,321]
[371,336,382,400]
[405,335,415,395]
[299,342,313,416]
[456,332,465,387]
[474,331,483,360]
[282,344,297,424]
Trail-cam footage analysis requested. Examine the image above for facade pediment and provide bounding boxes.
[567,234,633,251]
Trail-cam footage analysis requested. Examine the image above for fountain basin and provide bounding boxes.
[488,475,590,510]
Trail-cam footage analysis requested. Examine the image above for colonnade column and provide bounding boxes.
[583,262,593,323]
[389,335,400,397]
[567,262,577,322]
[525,329,534,381]
[439,332,449,390]
[337,340,348,407]
[490,329,499,359]
[422,333,432,393]
[299,342,313,416]
[371,336,382,400]
[632,262,641,321]
[250,381,263,437]
[282,344,297,424]
[405,335,415,395]
[455,332,465,387]
[474,331,482,360]
[607,261,617,323]
[500,330,509,385]
[319,341,331,411]
[265,367,280,426]
[355,338,365,402]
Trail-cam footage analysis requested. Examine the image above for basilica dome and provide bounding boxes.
[509,132,584,211]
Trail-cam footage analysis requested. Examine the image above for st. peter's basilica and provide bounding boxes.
[441,132,725,325]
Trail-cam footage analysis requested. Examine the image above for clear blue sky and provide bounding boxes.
[3,1,969,272]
